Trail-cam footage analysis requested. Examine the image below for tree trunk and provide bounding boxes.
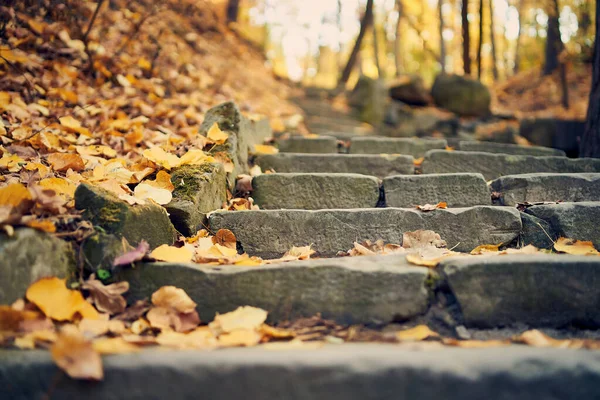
[395,0,403,76]
[462,0,471,75]
[477,0,484,79]
[438,0,446,73]
[514,0,523,74]
[543,0,562,75]
[579,0,600,157]
[226,0,241,23]
[489,0,499,80]
[337,0,344,73]
[338,0,375,87]
[373,16,383,78]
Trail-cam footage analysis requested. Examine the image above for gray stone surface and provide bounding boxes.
[81,232,133,272]
[256,153,415,177]
[422,150,600,180]
[383,173,490,208]
[252,173,380,209]
[519,213,555,249]
[443,255,600,328]
[348,76,387,125]
[459,141,566,157]
[383,103,458,138]
[490,173,600,206]
[524,202,600,249]
[3,345,600,400]
[0,228,75,304]
[208,207,521,257]
[431,74,491,117]
[277,136,338,154]
[114,255,429,324]
[349,137,447,158]
[165,164,227,236]
[75,183,176,249]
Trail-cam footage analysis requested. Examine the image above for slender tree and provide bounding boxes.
[580,0,600,157]
[543,0,563,75]
[514,0,524,74]
[373,14,383,78]
[462,0,472,75]
[477,0,484,79]
[489,0,499,80]
[438,0,447,73]
[338,0,375,87]
[395,0,403,76]
[226,0,241,23]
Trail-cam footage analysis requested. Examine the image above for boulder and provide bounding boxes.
[431,74,491,117]
[81,232,133,273]
[348,76,387,126]
[0,228,75,304]
[75,183,176,249]
[389,75,432,106]
[165,164,227,236]
[383,103,458,137]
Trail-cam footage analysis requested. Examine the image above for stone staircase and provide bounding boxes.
[3,101,600,399]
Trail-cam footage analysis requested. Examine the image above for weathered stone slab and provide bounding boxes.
[4,346,600,400]
[252,173,380,209]
[422,150,600,180]
[519,213,555,249]
[443,255,600,328]
[0,228,75,304]
[208,207,521,257]
[459,141,566,157]
[75,183,176,249]
[277,136,338,154]
[113,255,429,325]
[81,232,132,273]
[350,137,447,158]
[165,164,227,236]
[524,202,600,249]
[490,173,600,206]
[256,153,415,177]
[383,173,490,208]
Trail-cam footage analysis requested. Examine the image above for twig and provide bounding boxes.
[113,6,160,58]
[82,0,106,44]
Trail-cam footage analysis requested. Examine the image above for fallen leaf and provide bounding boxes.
[146,307,200,333]
[78,319,126,337]
[151,286,197,313]
[150,245,194,263]
[470,244,501,255]
[218,329,262,347]
[92,337,140,354]
[0,305,48,332]
[0,183,33,209]
[402,230,447,249]
[81,277,129,315]
[253,144,279,155]
[142,147,181,170]
[46,153,85,172]
[145,171,175,192]
[112,300,150,322]
[51,325,103,380]
[155,328,216,349]
[59,116,91,136]
[113,240,149,267]
[134,182,172,205]
[212,229,237,249]
[259,324,296,339]
[554,237,600,256]
[442,338,511,348]
[210,306,268,334]
[405,247,460,268]
[206,123,229,144]
[26,277,99,321]
[396,325,439,341]
[416,202,447,212]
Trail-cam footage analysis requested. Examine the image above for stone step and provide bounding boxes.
[442,254,600,328]
[4,346,600,400]
[383,173,490,208]
[458,141,566,157]
[423,150,600,180]
[521,202,600,249]
[277,136,338,154]
[208,207,521,257]
[252,173,381,210]
[113,255,429,325]
[491,173,600,206]
[255,153,414,177]
[349,137,447,158]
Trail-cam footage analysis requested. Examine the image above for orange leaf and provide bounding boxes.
[0,183,32,208]
[26,277,99,321]
[47,153,85,172]
[212,229,237,249]
[51,325,103,380]
[554,237,600,256]
[396,325,439,341]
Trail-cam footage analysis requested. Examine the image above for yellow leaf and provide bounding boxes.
[442,338,511,348]
[470,244,501,255]
[26,277,99,321]
[210,306,268,334]
[150,245,194,263]
[0,153,26,172]
[47,153,85,172]
[134,183,172,205]
[145,171,174,192]
[413,157,424,166]
[218,329,262,347]
[93,337,140,354]
[26,219,56,233]
[179,149,216,166]
[554,237,600,256]
[51,325,103,380]
[0,183,32,207]
[38,177,77,199]
[151,286,197,313]
[25,162,50,178]
[253,144,279,155]
[142,147,181,170]
[138,57,152,70]
[207,123,229,144]
[59,116,91,136]
[156,329,216,349]
[78,319,126,337]
[396,325,439,341]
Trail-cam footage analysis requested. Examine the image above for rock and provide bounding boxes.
[443,254,600,328]
[348,76,387,126]
[389,75,432,106]
[199,102,270,186]
[490,173,600,206]
[3,346,600,400]
[81,232,132,273]
[0,228,75,304]
[349,137,447,158]
[422,150,600,180]
[75,183,176,249]
[165,164,227,236]
[383,173,490,208]
[431,74,491,117]
[252,173,380,210]
[524,202,600,249]
[208,206,521,258]
[519,213,555,249]
[113,255,429,325]
[383,103,458,137]
[459,141,566,157]
[277,136,338,154]
[472,120,520,144]
[519,118,585,156]
[255,153,415,177]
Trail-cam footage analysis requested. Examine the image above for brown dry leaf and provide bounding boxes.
[262,339,324,350]
[0,305,49,332]
[212,229,237,249]
[150,245,194,263]
[142,147,181,170]
[416,202,447,212]
[284,245,315,260]
[501,245,540,255]
[218,329,263,347]
[112,300,151,322]
[151,286,197,313]
[210,306,268,335]
[470,244,501,255]
[442,338,511,348]
[396,325,439,341]
[134,182,172,205]
[92,337,140,354]
[402,230,447,249]
[207,123,229,144]
[46,153,85,172]
[26,277,99,321]
[78,319,126,337]
[81,277,129,315]
[253,144,279,155]
[514,329,581,348]
[145,171,175,192]
[259,324,296,339]
[156,328,216,349]
[146,307,200,333]
[554,237,600,256]
[51,325,103,380]
[405,247,460,268]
